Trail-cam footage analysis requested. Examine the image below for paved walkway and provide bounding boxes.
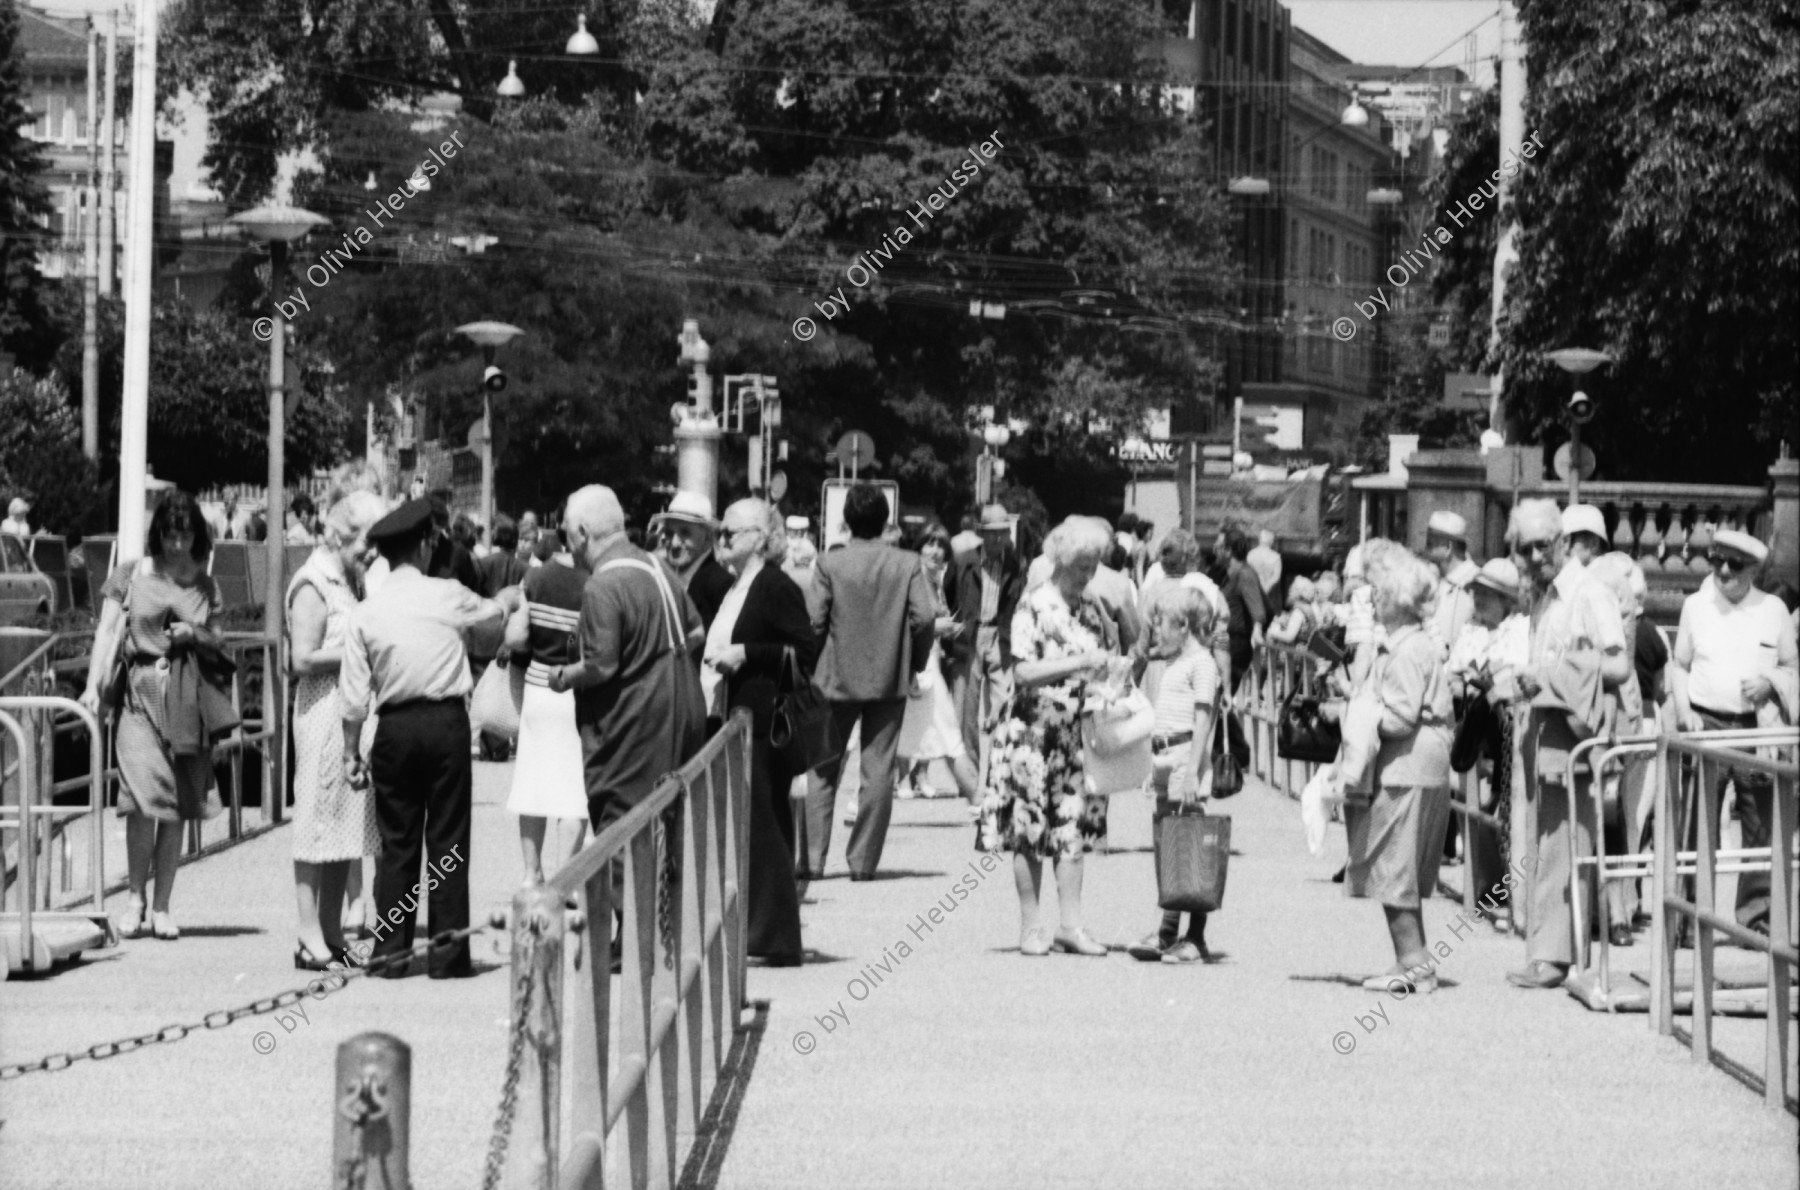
[2,763,1794,1189]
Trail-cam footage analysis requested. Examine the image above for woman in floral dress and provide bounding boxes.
[978,516,1127,957]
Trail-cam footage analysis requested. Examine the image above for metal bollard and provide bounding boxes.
[332,1032,410,1190]
[494,883,566,1190]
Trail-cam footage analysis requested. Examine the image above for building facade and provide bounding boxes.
[1246,26,1398,451]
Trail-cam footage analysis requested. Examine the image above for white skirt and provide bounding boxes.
[899,646,966,761]
[506,682,588,820]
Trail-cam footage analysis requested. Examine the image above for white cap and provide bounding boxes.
[784,515,810,532]
[1712,529,1768,563]
[1426,510,1467,540]
[1561,504,1605,541]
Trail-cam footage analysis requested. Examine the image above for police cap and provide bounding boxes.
[366,497,435,546]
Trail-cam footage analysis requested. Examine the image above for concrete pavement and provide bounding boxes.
[2,762,1794,1189]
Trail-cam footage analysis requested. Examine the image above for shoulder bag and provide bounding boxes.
[1211,705,1245,798]
[770,646,840,774]
[98,558,149,719]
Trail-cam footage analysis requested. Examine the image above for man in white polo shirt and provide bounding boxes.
[1669,528,1798,935]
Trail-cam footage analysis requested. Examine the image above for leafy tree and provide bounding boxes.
[0,0,52,361]
[0,367,102,536]
[1435,1,1800,482]
[167,0,1238,527]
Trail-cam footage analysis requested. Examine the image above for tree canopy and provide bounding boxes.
[1433,0,1800,483]
[163,0,1239,526]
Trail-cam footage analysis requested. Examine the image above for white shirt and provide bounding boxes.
[340,567,502,720]
[1,516,30,536]
[1247,544,1282,594]
[702,555,761,715]
[1678,584,1792,715]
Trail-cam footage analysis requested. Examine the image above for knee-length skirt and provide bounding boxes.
[290,672,379,862]
[507,681,587,819]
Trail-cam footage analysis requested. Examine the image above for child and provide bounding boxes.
[1128,586,1220,964]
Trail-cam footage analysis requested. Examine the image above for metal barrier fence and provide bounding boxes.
[1241,638,1521,927]
[1558,727,1797,1012]
[1650,730,1798,1111]
[481,709,751,1189]
[2,629,286,974]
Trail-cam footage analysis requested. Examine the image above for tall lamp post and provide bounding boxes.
[228,206,327,642]
[1543,347,1612,504]
[454,321,524,537]
[976,420,1011,505]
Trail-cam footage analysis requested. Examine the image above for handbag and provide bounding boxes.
[770,646,840,774]
[1085,684,1156,757]
[1450,692,1497,774]
[1081,715,1154,795]
[1154,804,1230,912]
[98,558,149,718]
[1277,687,1341,764]
[1211,709,1245,798]
[470,658,525,741]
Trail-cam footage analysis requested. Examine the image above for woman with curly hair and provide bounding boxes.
[978,516,1130,958]
[1343,546,1454,993]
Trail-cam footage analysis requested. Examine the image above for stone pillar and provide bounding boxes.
[1770,456,1800,585]
[1404,449,1492,560]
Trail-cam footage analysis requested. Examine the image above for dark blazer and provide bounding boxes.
[725,565,819,735]
[807,538,936,702]
[941,546,1025,666]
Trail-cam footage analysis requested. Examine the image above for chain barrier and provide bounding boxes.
[480,920,537,1190]
[0,926,487,1081]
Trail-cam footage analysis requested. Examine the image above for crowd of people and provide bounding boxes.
[70,473,1797,992]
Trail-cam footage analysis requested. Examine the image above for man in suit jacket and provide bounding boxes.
[802,483,936,880]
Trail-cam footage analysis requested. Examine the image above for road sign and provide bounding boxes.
[835,430,876,473]
[1201,443,1235,459]
[820,479,899,547]
[1553,442,1596,482]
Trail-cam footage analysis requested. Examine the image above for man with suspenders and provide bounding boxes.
[548,486,707,899]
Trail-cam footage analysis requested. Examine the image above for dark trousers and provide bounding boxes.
[747,733,803,959]
[1690,706,1774,930]
[369,700,472,973]
[804,698,907,878]
[1228,637,1253,694]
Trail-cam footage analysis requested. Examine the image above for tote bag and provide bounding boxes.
[1154,804,1230,912]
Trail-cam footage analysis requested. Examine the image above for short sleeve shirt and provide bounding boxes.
[340,567,496,720]
[102,560,223,658]
[1153,647,1220,737]
[1680,585,1789,715]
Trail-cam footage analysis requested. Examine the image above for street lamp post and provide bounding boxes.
[1544,347,1613,504]
[228,204,326,821]
[454,322,525,538]
[228,206,328,643]
[977,421,1011,505]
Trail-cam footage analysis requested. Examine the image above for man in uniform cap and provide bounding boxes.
[1669,527,1797,936]
[340,498,512,978]
[651,490,734,630]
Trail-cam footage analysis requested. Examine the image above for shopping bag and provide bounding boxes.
[1154,805,1230,912]
[469,658,525,741]
[1085,685,1156,756]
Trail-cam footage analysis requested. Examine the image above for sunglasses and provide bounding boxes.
[1517,538,1556,556]
[1706,552,1753,572]
[719,526,763,543]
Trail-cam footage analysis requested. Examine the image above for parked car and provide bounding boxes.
[0,533,59,623]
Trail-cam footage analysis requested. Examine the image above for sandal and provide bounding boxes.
[151,911,180,941]
[117,896,148,940]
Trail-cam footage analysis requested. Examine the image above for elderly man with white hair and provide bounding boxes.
[1668,527,1798,936]
[549,485,707,880]
[1505,501,1630,989]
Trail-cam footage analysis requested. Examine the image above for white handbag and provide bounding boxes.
[1085,686,1156,756]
